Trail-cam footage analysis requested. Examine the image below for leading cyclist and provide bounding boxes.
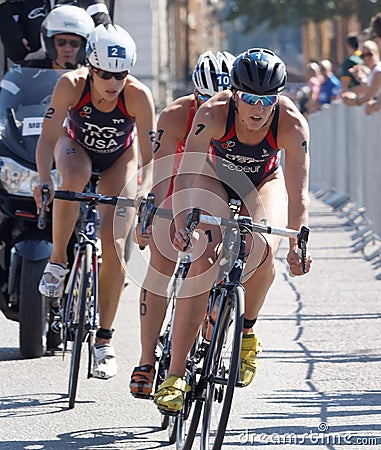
[129,50,235,398]
[154,48,312,413]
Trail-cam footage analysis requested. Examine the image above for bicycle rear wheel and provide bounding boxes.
[200,285,244,450]
[67,243,92,409]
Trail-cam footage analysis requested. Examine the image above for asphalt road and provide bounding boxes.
[1,194,380,449]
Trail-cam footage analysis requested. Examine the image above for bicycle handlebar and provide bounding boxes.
[54,189,135,207]
[140,192,310,273]
[37,187,136,230]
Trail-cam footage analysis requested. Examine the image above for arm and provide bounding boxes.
[34,74,78,209]
[352,71,381,106]
[152,97,192,204]
[278,97,311,274]
[172,102,221,250]
[125,78,156,199]
[0,2,29,62]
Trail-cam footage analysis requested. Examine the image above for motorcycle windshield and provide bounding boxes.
[0,66,68,165]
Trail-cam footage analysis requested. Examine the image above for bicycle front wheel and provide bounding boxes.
[200,285,244,450]
[67,243,92,409]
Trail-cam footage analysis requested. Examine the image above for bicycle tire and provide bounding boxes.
[68,243,92,409]
[200,285,244,450]
[176,334,206,450]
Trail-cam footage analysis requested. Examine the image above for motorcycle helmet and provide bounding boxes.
[192,50,236,97]
[41,5,95,66]
[86,24,137,72]
[230,48,287,95]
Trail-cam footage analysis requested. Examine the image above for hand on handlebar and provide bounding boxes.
[287,249,312,276]
[173,228,193,252]
[33,179,55,213]
[134,223,152,248]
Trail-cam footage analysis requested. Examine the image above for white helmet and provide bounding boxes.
[41,5,94,65]
[192,50,236,97]
[86,24,137,72]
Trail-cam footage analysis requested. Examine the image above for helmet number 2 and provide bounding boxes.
[107,45,126,59]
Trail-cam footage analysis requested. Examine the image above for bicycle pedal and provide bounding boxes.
[131,393,153,400]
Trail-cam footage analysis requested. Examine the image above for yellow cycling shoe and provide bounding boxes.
[239,334,263,387]
[154,375,191,414]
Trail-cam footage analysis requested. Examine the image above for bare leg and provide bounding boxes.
[139,219,178,365]
[97,145,138,338]
[241,170,287,333]
[51,134,92,264]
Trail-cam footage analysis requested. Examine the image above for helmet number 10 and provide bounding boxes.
[217,74,230,87]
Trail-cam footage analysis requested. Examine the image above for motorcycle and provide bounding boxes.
[0,66,65,358]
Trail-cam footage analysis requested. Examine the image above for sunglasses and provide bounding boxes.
[360,52,373,58]
[237,91,278,107]
[197,92,211,102]
[91,66,129,81]
[54,38,82,49]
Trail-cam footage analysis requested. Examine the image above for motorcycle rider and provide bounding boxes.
[22,5,95,69]
[0,5,94,117]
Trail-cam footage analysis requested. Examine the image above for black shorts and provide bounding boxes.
[86,146,126,172]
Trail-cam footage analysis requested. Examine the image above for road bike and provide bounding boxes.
[141,195,309,449]
[39,172,135,409]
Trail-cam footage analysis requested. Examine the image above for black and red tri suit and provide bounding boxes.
[208,98,281,200]
[65,75,136,172]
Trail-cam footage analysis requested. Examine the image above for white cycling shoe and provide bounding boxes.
[91,344,117,380]
[39,262,69,298]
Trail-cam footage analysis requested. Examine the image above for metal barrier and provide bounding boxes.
[308,101,381,279]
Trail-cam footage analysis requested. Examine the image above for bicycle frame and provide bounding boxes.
[47,173,135,409]
[63,177,100,342]
[140,193,309,449]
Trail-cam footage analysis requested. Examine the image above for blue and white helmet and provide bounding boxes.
[86,24,137,72]
[192,50,235,97]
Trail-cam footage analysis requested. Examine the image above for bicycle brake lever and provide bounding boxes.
[298,226,310,273]
[37,184,50,230]
[139,193,155,250]
[183,207,201,251]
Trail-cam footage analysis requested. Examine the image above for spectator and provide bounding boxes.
[340,33,363,93]
[371,13,381,47]
[318,59,341,105]
[341,40,381,108]
[303,61,323,114]
[364,14,381,115]
[0,0,111,65]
